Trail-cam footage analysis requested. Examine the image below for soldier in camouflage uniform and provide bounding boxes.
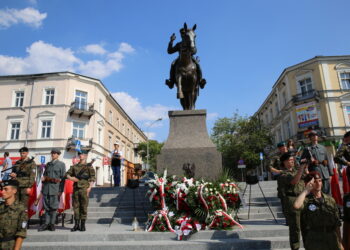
[269,142,288,220]
[277,152,307,250]
[9,147,36,206]
[38,148,66,232]
[334,131,350,170]
[66,150,95,232]
[0,179,28,250]
[294,171,343,250]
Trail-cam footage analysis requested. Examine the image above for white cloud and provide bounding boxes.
[118,42,135,53]
[112,92,172,122]
[0,7,47,28]
[0,41,135,79]
[82,44,107,55]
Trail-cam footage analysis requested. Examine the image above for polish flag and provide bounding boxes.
[58,179,73,213]
[331,168,343,206]
[27,182,37,218]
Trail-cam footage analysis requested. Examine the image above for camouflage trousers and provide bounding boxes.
[285,196,302,250]
[17,188,29,207]
[72,188,89,220]
[0,240,15,250]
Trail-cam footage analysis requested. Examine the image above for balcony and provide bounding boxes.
[292,90,320,104]
[66,136,93,152]
[69,101,94,118]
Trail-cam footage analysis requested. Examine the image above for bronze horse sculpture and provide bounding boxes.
[165,23,206,110]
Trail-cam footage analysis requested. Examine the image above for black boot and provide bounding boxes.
[38,224,49,232]
[71,219,80,232]
[48,224,55,231]
[80,219,86,231]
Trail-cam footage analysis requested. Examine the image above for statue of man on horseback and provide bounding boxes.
[165,23,206,110]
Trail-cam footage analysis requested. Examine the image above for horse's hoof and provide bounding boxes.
[165,79,174,89]
[200,79,206,89]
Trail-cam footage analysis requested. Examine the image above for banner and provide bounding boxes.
[296,101,318,128]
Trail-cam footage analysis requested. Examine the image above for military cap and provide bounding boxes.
[113,141,120,145]
[308,130,318,137]
[0,179,19,188]
[19,147,29,152]
[280,152,293,162]
[50,148,61,155]
[78,149,89,155]
[277,142,286,148]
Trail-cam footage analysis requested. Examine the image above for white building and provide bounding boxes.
[0,72,147,186]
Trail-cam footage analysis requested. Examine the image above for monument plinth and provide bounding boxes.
[157,110,222,179]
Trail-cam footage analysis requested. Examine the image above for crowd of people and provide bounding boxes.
[268,130,350,250]
[0,147,96,250]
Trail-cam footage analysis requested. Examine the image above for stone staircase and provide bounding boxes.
[23,181,301,250]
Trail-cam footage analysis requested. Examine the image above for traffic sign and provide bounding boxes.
[259,152,264,161]
[40,156,46,164]
[75,140,81,152]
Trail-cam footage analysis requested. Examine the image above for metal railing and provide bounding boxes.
[292,89,320,103]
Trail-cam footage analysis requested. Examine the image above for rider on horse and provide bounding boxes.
[165,26,206,90]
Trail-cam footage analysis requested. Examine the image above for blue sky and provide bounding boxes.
[1,0,350,141]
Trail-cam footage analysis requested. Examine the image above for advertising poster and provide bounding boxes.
[296,101,318,128]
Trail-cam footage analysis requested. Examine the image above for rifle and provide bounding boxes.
[3,157,35,174]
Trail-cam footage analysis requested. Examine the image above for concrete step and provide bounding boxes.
[237,212,284,220]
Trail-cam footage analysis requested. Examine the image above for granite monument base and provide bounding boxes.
[157,109,222,180]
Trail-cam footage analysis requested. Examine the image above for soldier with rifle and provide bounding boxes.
[65,150,95,232]
[38,148,66,232]
[9,147,36,206]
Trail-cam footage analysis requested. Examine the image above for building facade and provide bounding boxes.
[0,72,147,186]
[255,55,350,160]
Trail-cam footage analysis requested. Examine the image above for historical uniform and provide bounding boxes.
[307,143,333,194]
[301,193,342,250]
[12,148,36,206]
[0,180,28,250]
[40,148,66,231]
[66,155,95,231]
[278,167,305,250]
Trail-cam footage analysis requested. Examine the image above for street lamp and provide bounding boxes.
[146,118,162,170]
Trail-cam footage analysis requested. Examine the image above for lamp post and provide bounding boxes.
[146,118,162,170]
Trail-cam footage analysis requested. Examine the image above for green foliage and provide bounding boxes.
[136,140,163,172]
[211,112,273,179]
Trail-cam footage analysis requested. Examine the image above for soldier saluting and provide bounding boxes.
[38,148,66,232]
[66,150,95,232]
[9,147,36,206]
[0,179,28,250]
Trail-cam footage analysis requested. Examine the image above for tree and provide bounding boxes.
[136,140,164,172]
[211,113,273,179]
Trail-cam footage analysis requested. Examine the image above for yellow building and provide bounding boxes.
[255,55,350,159]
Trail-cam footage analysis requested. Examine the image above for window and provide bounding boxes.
[265,114,268,124]
[284,120,292,138]
[340,73,350,89]
[98,99,103,113]
[282,91,287,105]
[41,120,52,138]
[122,123,125,134]
[116,118,120,129]
[15,91,24,107]
[346,106,350,124]
[269,108,273,120]
[72,122,85,138]
[10,122,21,140]
[109,111,113,123]
[108,134,112,150]
[75,90,87,110]
[45,89,55,105]
[298,78,313,96]
[274,102,279,115]
[98,128,102,145]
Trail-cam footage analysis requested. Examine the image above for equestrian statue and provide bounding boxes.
[165,23,206,110]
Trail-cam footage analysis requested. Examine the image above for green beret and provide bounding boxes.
[277,142,286,148]
[78,149,89,155]
[1,179,19,188]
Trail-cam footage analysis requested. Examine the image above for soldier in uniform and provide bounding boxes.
[9,147,36,206]
[38,148,66,232]
[277,152,307,250]
[294,171,343,250]
[0,179,28,250]
[66,150,95,232]
[334,131,350,171]
[304,130,333,194]
[268,142,288,219]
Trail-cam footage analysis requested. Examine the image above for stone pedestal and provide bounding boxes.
[157,109,222,180]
